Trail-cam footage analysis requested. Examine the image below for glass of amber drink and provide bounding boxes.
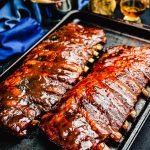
[120,0,147,22]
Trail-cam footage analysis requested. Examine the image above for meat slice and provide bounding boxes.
[132,61,150,80]
[117,74,141,95]
[125,67,148,89]
[40,98,102,150]
[93,45,149,88]
[93,45,150,71]
[103,45,150,59]
[0,23,106,137]
[80,99,112,137]
[40,46,150,150]
[40,71,133,149]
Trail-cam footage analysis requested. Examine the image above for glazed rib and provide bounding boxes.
[0,23,106,137]
[93,45,149,88]
[40,46,150,150]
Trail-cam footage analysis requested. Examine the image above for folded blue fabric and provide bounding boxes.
[0,0,89,61]
[0,0,42,32]
[0,0,45,60]
[0,17,44,60]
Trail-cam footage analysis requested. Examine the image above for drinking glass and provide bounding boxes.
[89,0,117,16]
[120,0,147,22]
[30,0,72,24]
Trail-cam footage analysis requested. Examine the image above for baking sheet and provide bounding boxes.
[0,10,150,150]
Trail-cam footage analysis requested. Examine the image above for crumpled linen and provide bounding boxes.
[0,0,44,60]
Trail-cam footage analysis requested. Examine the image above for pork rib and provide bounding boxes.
[0,23,106,137]
[40,45,150,150]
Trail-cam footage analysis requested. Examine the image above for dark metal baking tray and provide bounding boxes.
[0,10,150,150]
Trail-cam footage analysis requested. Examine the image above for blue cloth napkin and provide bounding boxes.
[0,0,43,32]
[0,0,44,60]
[0,0,89,61]
[0,17,44,60]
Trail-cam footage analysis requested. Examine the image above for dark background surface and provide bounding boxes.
[0,4,150,150]
[131,117,150,150]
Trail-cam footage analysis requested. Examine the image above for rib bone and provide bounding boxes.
[84,66,89,72]
[111,131,123,142]
[122,120,129,131]
[142,88,149,97]
[89,58,95,63]
[98,143,111,150]
[130,110,137,118]
[94,51,99,56]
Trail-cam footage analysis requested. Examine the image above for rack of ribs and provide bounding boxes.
[93,45,150,96]
[0,23,106,137]
[40,45,150,150]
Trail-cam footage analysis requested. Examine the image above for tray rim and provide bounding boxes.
[122,101,150,150]
[0,10,150,150]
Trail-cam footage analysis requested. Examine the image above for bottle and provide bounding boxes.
[89,0,117,16]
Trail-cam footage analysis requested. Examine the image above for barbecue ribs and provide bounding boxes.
[0,23,106,137]
[40,45,150,150]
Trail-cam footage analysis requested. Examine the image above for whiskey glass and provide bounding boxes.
[120,0,147,22]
